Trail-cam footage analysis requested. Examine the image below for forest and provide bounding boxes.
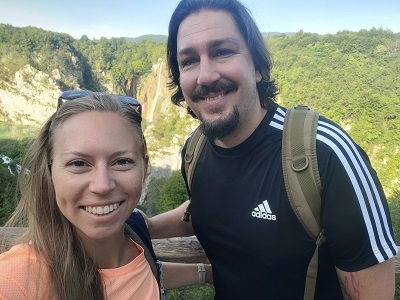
[0,24,399,298]
[0,24,165,95]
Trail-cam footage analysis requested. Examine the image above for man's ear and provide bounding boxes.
[143,155,150,182]
[256,70,262,83]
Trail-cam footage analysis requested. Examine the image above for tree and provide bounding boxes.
[388,191,400,299]
[0,165,17,225]
[156,170,188,213]
[142,176,169,216]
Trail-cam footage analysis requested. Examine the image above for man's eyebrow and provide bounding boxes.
[208,38,241,49]
[178,47,196,57]
[178,38,241,56]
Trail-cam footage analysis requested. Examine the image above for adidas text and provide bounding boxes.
[251,211,277,220]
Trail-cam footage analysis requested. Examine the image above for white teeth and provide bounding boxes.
[84,203,120,215]
[205,94,224,101]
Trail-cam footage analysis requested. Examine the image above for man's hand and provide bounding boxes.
[137,200,195,239]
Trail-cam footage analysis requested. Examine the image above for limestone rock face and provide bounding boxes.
[0,65,61,126]
[0,60,193,177]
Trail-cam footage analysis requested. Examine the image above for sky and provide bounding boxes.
[0,0,399,39]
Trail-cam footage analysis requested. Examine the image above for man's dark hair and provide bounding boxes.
[167,0,279,112]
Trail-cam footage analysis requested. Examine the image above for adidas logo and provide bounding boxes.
[251,200,277,221]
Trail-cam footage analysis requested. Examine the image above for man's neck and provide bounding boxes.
[214,108,267,148]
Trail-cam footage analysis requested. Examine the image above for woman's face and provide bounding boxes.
[51,111,147,242]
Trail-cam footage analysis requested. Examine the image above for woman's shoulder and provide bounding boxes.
[0,243,38,273]
[0,243,35,260]
[0,244,48,299]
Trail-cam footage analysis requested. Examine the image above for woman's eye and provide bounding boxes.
[113,158,134,169]
[65,160,91,173]
[116,159,132,165]
[68,160,87,167]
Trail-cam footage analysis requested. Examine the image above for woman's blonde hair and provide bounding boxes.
[2,93,147,300]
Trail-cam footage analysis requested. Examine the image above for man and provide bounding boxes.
[145,0,397,299]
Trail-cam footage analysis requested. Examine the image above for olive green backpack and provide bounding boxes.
[182,105,325,300]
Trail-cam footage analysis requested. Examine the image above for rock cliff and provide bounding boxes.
[0,65,60,126]
[0,60,197,177]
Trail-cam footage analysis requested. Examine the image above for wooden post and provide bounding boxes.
[1,227,399,274]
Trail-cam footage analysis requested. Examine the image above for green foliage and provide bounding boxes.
[0,24,166,92]
[143,176,169,216]
[147,104,197,153]
[0,139,31,162]
[388,191,400,298]
[167,284,214,300]
[125,35,167,44]
[156,170,188,214]
[397,278,400,300]
[0,24,85,89]
[0,123,37,224]
[72,36,165,93]
[388,191,400,245]
[0,164,17,225]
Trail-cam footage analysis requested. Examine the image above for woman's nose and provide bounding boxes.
[89,166,116,194]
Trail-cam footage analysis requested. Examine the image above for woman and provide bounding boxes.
[0,93,212,299]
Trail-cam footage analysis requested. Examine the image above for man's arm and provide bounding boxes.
[336,258,395,300]
[162,262,213,290]
[141,200,194,239]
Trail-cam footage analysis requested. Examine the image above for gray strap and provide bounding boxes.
[124,224,165,297]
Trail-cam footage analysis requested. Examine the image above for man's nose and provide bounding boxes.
[197,58,221,86]
[89,166,116,194]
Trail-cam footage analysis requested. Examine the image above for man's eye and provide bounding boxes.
[181,57,198,67]
[215,49,234,58]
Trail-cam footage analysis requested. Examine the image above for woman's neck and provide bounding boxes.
[81,232,140,269]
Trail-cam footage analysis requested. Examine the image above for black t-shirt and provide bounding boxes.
[181,106,397,300]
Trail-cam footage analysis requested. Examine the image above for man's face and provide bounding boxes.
[177,10,262,143]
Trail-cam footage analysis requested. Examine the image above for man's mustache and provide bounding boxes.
[191,80,238,102]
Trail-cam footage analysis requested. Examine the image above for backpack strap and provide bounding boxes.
[181,126,206,222]
[125,210,166,299]
[282,105,325,300]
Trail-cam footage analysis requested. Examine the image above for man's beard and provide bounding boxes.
[199,106,240,142]
[191,79,240,141]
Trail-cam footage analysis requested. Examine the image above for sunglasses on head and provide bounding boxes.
[57,90,142,115]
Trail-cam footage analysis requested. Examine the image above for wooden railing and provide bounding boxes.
[1,227,399,275]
